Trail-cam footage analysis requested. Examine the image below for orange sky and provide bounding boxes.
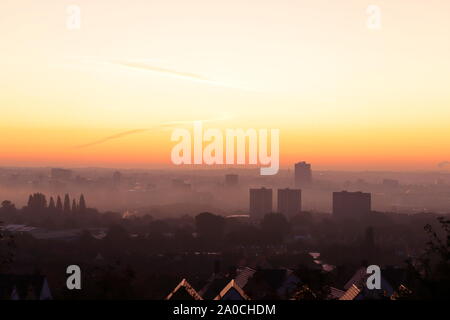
[0,0,449,171]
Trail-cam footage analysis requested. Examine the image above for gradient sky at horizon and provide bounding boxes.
[1,0,449,170]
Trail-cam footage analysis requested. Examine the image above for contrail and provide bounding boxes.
[63,56,258,91]
[111,60,211,82]
[75,116,232,149]
[75,128,154,148]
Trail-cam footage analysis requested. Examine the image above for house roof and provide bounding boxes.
[165,278,203,300]
[344,266,395,298]
[344,267,367,290]
[339,285,361,300]
[235,267,256,289]
[214,279,250,300]
[390,284,413,300]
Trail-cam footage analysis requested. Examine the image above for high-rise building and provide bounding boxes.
[225,174,239,187]
[332,191,371,218]
[277,188,301,217]
[249,187,272,219]
[294,162,312,187]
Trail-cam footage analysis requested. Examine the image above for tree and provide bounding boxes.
[195,212,225,242]
[407,217,450,298]
[64,194,71,214]
[72,199,78,213]
[0,200,16,216]
[0,222,15,272]
[56,196,63,213]
[27,193,47,211]
[261,213,290,243]
[48,197,56,211]
[79,194,87,213]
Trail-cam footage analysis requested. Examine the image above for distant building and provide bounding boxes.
[277,188,301,217]
[294,162,312,187]
[113,171,122,185]
[225,174,239,187]
[172,179,191,191]
[249,188,272,220]
[382,179,399,188]
[51,168,72,180]
[333,191,371,218]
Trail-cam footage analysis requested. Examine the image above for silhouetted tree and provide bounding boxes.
[0,200,16,215]
[26,193,47,214]
[0,222,15,272]
[79,194,86,213]
[48,197,56,211]
[261,213,290,243]
[72,199,78,213]
[56,196,63,213]
[407,217,450,298]
[27,195,33,208]
[195,212,225,243]
[64,194,71,214]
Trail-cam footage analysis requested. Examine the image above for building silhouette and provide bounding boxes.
[51,168,72,180]
[333,191,371,218]
[294,162,312,187]
[277,188,301,217]
[249,188,272,220]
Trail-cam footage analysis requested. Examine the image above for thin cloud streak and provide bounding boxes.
[75,116,232,149]
[111,60,210,82]
[62,56,259,91]
[75,129,153,148]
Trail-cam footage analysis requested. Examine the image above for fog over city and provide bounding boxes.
[1,166,449,216]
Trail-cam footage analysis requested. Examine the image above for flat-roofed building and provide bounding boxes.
[294,162,312,187]
[249,187,272,220]
[277,188,301,217]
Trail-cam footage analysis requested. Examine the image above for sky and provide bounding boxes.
[0,0,449,170]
